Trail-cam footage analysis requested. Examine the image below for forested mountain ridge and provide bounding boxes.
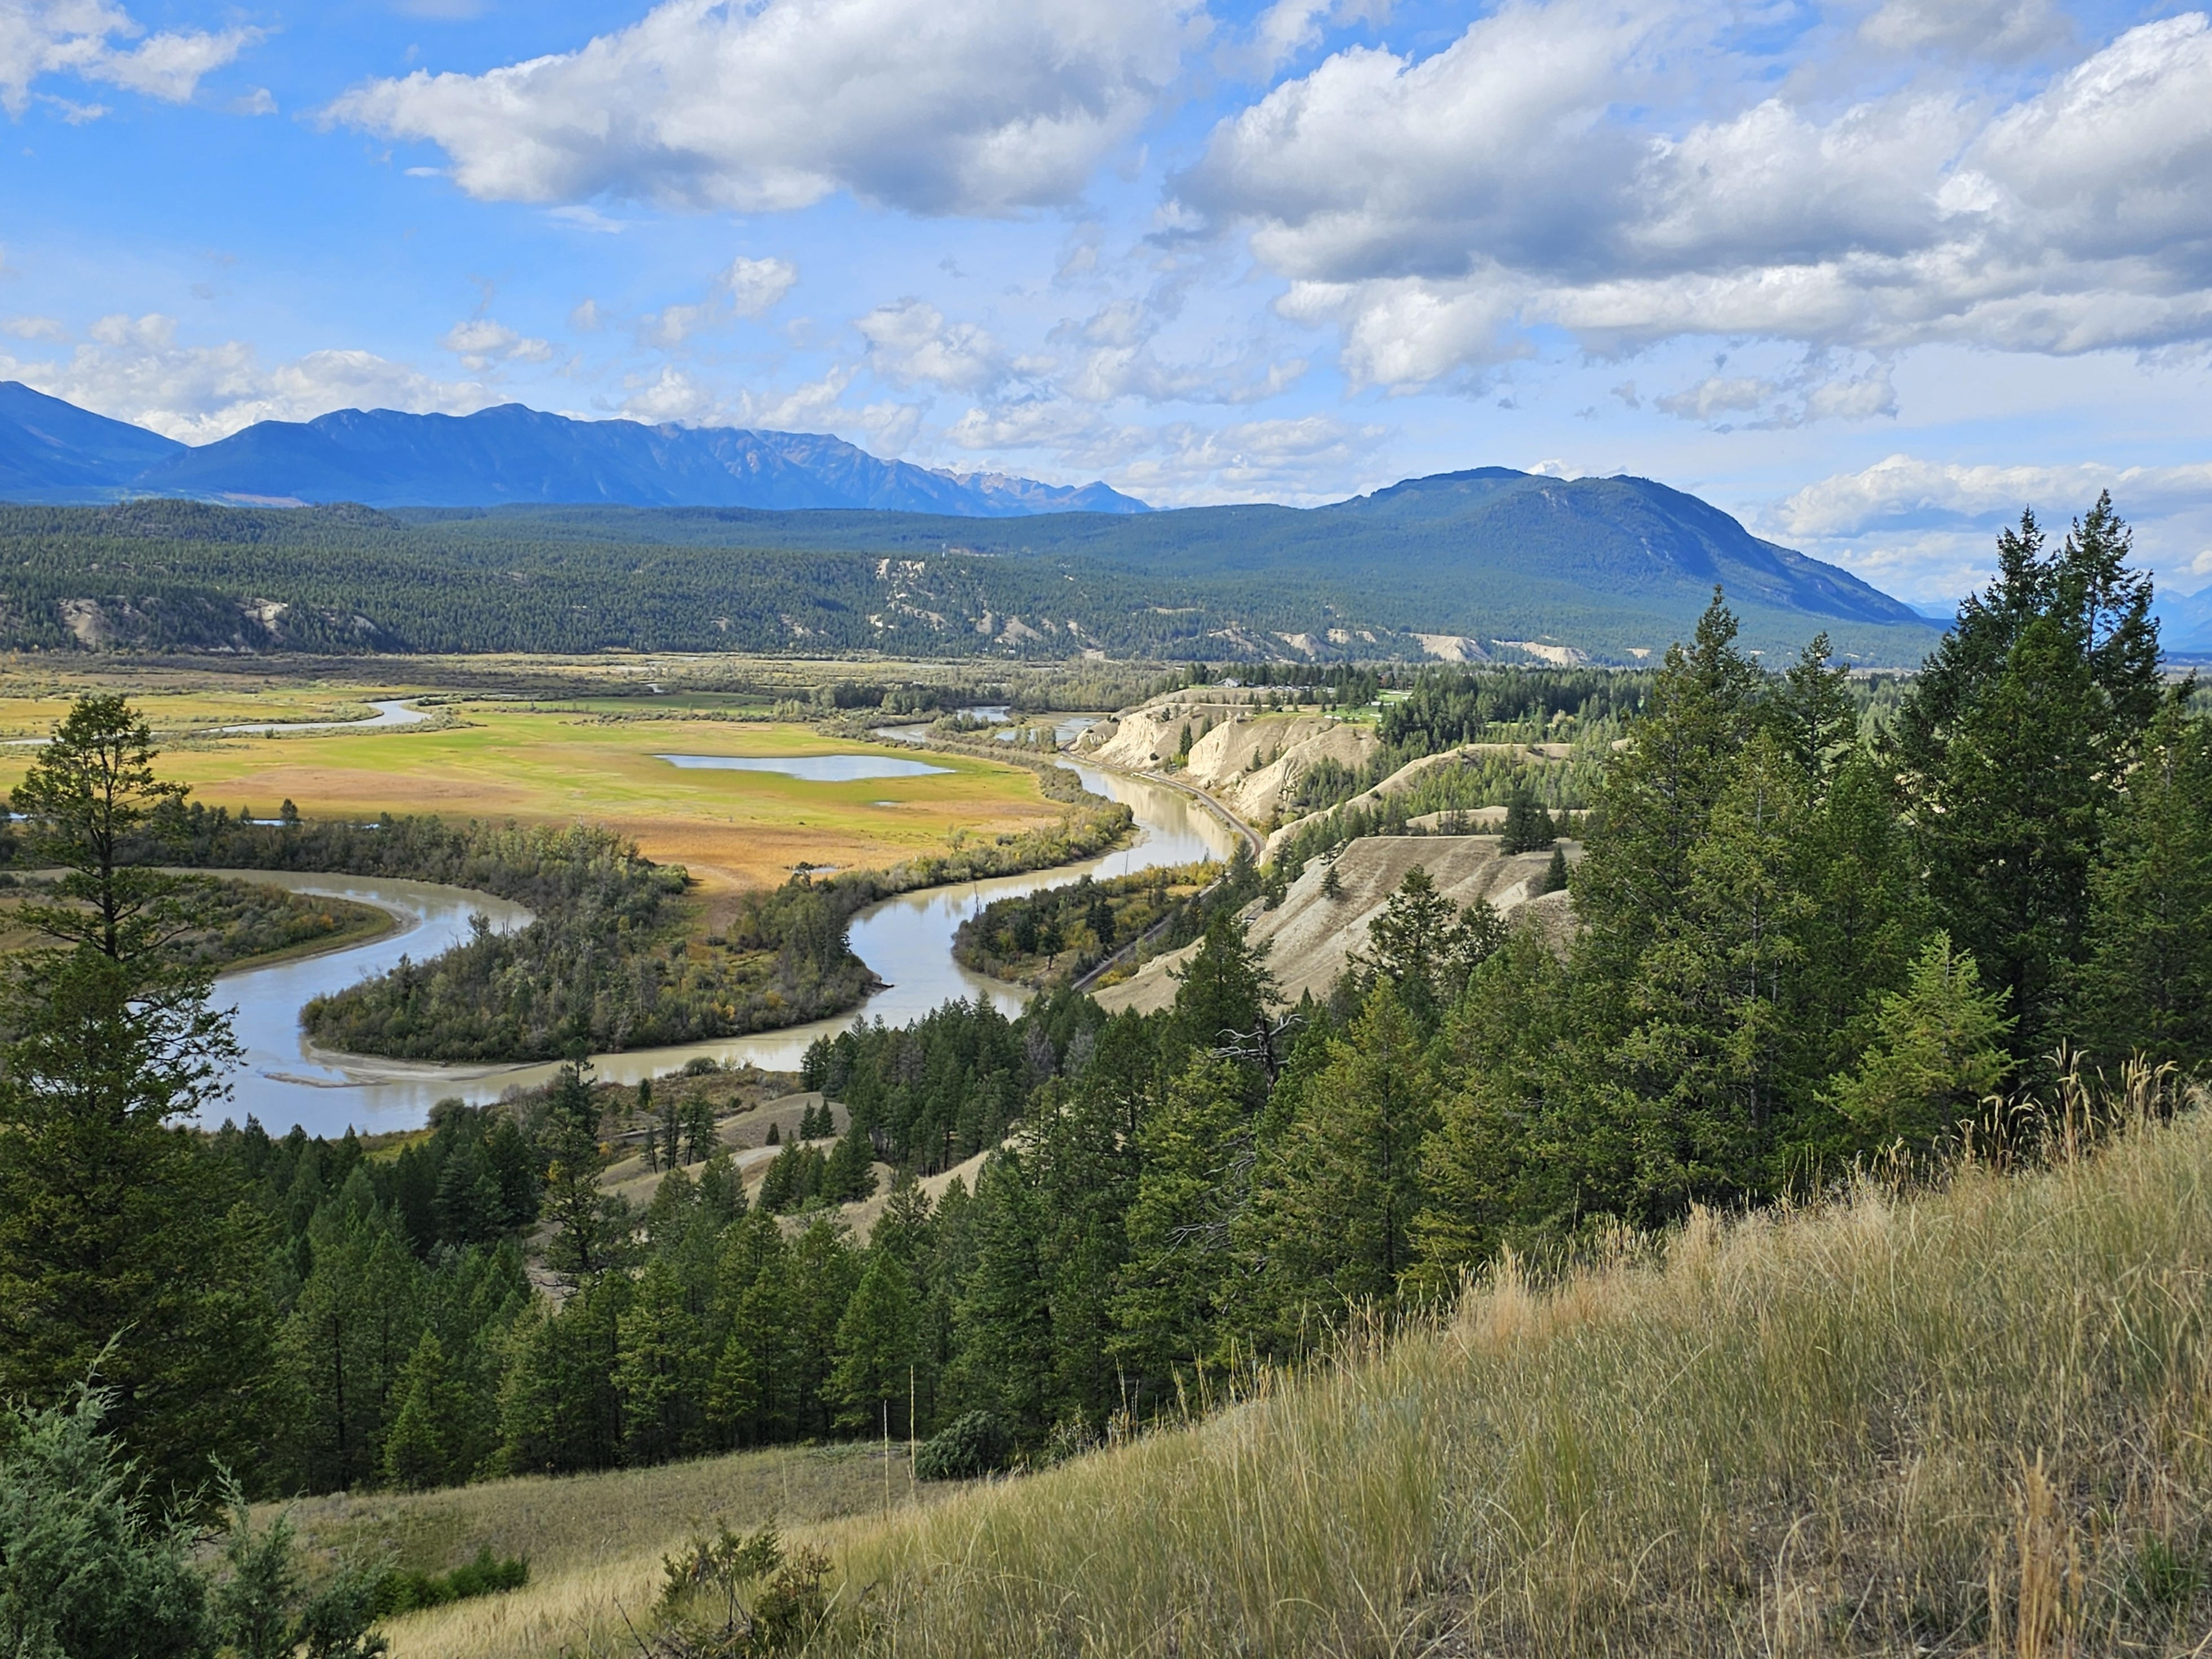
[0,491,1940,663]
[399,467,1925,636]
[0,383,1145,516]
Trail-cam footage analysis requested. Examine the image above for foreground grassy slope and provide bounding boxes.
[376,1098,2212,1657]
[814,1106,2212,1657]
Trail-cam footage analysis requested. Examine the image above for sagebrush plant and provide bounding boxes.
[648,1526,834,1658]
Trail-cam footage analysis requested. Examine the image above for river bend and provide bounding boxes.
[208,762,1232,1137]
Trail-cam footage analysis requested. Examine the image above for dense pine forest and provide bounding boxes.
[3,495,2210,1652]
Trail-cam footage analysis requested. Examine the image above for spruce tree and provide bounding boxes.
[614,1256,708,1465]
[1358,867,1504,1025]
[823,1117,879,1203]
[1891,496,2161,1067]
[1572,592,1764,991]
[708,1211,792,1445]
[953,1155,1054,1434]
[1412,930,1575,1283]
[382,1328,464,1490]
[659,1081,682,1169]
[495,1273,631,1476]
[1240,982,1438,1320]
[697,1148,747,1225]
[1499,786,1556,854]
[1109,1058,1250,1394]
[830,1251,920,1434]
[541,1060,622,1282]
[1765,633,1858,794]
[682,1096,716,1164]
[1822,933,2012,1157]
[1611,728,1813,1211]
[1162,912,1278,1086]
[787,1220,861,1438]
[1535,843,1569,896]
[2070,693,2212,1068]
[1028,1072,1141,1424]
[1786,748,1929,1094]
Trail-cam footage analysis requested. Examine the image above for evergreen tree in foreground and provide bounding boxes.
[0,696,269,1495]
[1890,495,2161,1071]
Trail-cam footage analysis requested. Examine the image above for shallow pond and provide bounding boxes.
[206,761,1233,1137]
[656,753,953,781]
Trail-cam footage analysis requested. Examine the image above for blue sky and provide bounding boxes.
[3,0,2212,602]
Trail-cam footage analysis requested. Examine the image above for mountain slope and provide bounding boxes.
[396,466,1935,658]
[0,389,1148,517]
[0,381,184,499]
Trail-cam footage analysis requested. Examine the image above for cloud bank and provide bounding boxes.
[1187,3,2212,386]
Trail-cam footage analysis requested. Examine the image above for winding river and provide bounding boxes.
[206,760,1235,1138]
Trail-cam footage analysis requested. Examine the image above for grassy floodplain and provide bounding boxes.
[0,690,1067,894]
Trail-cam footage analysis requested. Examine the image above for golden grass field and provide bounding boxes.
[0,686,1061,893]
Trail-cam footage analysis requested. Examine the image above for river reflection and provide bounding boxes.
[206,761,1234,1138]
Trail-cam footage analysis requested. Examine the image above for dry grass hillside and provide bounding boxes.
[1257,741,1613,857]
[599,1085,982,1244]
[1098,834,1574,1014]
[357,1082,2212,1659]
[280,1441,936,1659]
[804,1092,2212,1657]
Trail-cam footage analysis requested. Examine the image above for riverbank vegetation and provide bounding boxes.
[951,864,1217,988]
[23,703,1126,1061]
[0,868,390,971]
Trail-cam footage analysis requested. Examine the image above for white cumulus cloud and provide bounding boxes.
[857,300,1008,393]
[439,317,554,369]
[1767,453,2212,605]
[640,255,797,346]
[0,1,258,117]
[330,0,1203,216]
[1777,455,2212,540]
[725,256,798,318]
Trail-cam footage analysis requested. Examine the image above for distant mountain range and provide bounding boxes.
[0,381,1953,662]
[0,382,1148,516]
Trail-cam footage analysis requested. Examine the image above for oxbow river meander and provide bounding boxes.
[207,757,1233,1138]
